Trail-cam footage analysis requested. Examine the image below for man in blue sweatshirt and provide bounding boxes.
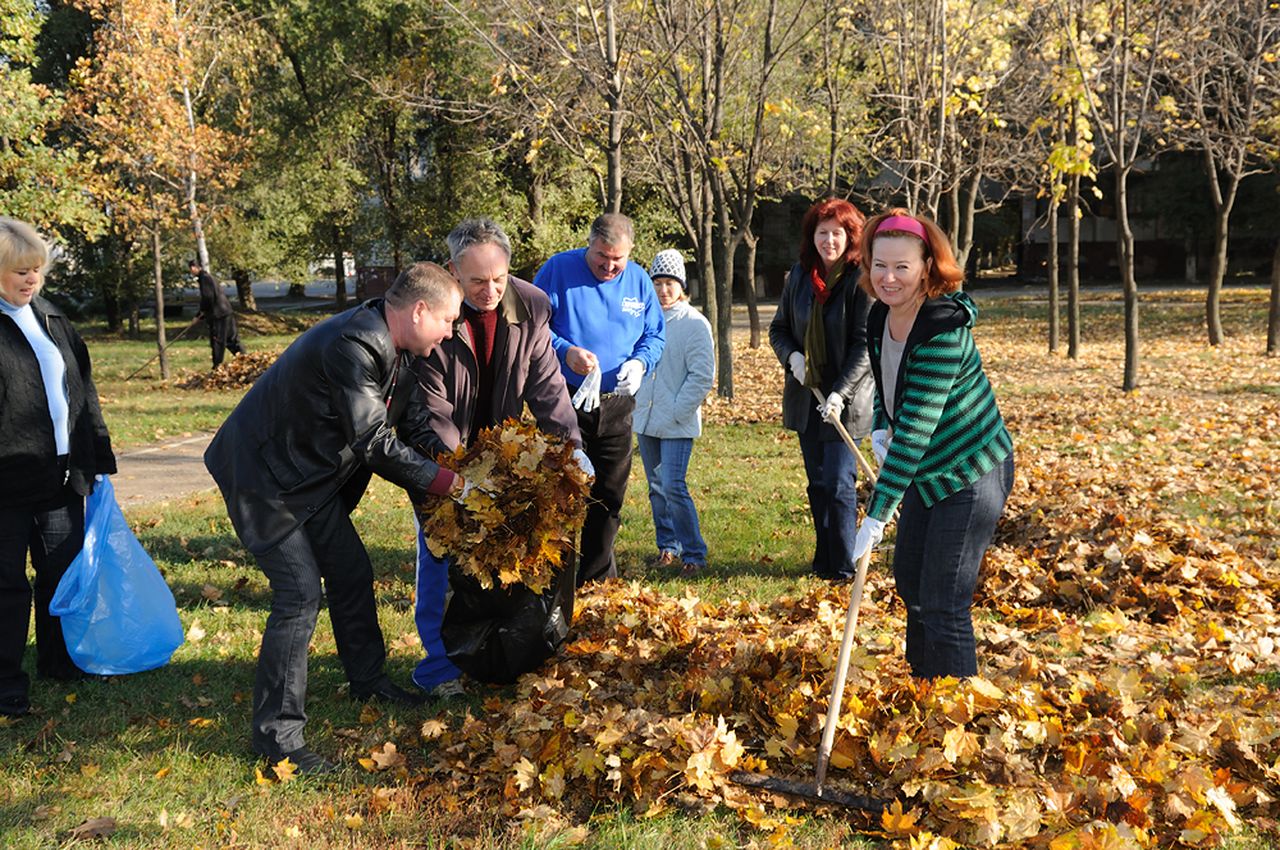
[534,213,665,584]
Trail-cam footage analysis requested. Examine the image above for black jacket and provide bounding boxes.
[769,262,874,439]
[196,269,233,319]
[0,296,116,508]
[204,299,447,554]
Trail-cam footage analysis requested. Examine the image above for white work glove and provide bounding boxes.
[94,474,105,483]
[454,478,495,504]
[614,359,645,396]
[787,351,806,384]
[572,365,602,413]
[870,429,892,466]
[572,448,596,478]
[818,391,844,423]
[851,517,886,563]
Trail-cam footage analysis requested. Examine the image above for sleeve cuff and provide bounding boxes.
[426,468,457,496]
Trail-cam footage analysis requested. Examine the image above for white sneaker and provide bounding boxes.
[429,679,465,700]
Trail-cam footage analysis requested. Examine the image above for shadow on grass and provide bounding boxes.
[2,653,433,761]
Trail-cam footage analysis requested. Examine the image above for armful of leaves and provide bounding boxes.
[415,418,591,593]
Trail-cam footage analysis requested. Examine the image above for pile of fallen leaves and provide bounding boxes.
[175,350,279,390]
[417,419,590,594]
[394,303,1280,849]
[409,579,1280,848]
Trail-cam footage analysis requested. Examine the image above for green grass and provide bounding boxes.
[84,315,326,449]
[4,294,1277,848]
[0,423,886,849]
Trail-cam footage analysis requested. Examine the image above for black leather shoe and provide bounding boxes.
[276,747,340,776]
[352,677,427,706]
[0,694,30,718]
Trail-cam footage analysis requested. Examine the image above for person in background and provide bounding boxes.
[768,198,874,581]
[851,208,1014,679]
[409,217,590,697]
[534,213,665,585]
[189,258,242,369]
[204,262,464,775]
[632,249,714,577]
[0,217,117,719]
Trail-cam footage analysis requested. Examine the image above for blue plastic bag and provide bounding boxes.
[49,476,184,675]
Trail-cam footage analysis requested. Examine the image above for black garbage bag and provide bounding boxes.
[441,550,576,684]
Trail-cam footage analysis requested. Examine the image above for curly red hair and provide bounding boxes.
[799,198,865,273]
[858,208,964,299]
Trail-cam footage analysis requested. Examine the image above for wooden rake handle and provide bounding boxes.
[812,542,873,793]
[808,386,879,794]
[810,388,878,483]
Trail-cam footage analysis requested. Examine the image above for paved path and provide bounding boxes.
[113,433,217,509]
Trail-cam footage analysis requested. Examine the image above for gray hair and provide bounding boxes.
[447,217,512,263]
[385,261,461,310]
[0,217,49,274]
[588,213,634,248]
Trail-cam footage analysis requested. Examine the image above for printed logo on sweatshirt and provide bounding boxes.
[621,296,645,317]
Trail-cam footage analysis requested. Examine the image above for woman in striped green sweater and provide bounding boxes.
[850,209,1014,678]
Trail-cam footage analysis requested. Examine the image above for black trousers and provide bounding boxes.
[250,496,386,758]
[574,393,635,586]
[0,493,85,705]
[208,314,242,368]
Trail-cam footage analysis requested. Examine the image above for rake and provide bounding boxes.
[731,388,886,811]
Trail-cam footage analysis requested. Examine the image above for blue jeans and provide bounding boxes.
[797,418,859,578]
[412,523,462,692]
[893,452,1015,678]
[636,435,707,565]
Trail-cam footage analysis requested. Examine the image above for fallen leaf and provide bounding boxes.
[272,757,298,783]
[68,817,116,840]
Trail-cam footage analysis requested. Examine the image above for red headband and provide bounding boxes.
[875,214,928,241]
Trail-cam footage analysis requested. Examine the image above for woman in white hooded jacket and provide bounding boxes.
[633,250,715,576]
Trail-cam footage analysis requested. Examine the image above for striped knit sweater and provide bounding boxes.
[866,291,1012,521]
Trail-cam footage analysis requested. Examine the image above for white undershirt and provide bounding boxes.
[880,323,906,421]
[0,297,70,454]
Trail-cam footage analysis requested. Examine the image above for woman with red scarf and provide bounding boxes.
[769,198,874,580]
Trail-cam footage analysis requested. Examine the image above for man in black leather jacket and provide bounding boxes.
[204,262,464,775]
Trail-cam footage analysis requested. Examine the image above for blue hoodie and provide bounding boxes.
[533,248,666,392]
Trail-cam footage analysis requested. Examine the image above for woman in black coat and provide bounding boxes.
[0,217,116,718]
[768,198,874,580]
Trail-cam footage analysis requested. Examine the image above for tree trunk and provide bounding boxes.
[1184,234,1197,284]
[604,0,623,213]
[1205,188,1237,347]
[528,167,545,239]
[696,182,717,343]
[742,230,761,349]
[711,188,736,398]
[1047,195,1060,353]
[175,15,210,273]
[333,225,347,309]
[1116,168,1139,392]
[232,268,257,311]
[1268,238,1279,356]
[151,226,170,381]
[1067,171,1081,360]
[129,301,140,337]
[103,292,121,333]
[289,282,306,298]
[951,170,981,280]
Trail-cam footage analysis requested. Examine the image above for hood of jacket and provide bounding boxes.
[870,290,975,352]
